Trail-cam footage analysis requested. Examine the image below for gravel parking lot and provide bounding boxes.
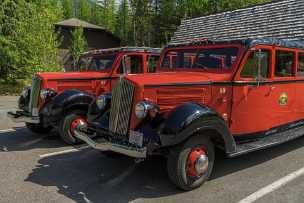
[1,96,304,203]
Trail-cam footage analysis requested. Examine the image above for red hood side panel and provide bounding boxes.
[36,72,111,95]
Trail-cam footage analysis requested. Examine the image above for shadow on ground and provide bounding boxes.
[0,127,66,152]
[24,136,304,203]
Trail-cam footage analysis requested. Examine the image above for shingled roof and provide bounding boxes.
[55,18,106,30]
[170,0,304,45]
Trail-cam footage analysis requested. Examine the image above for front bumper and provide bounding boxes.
[7,110,40,124]
[74,129,147,158]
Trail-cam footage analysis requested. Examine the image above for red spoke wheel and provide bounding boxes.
[167,136,215,191]
[59,111,87,145]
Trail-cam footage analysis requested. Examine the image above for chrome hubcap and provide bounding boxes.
[195,154,209,175]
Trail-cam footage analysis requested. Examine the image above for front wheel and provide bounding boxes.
[59,111,87,145]
[167,135,215,191]
[26,122,53,134]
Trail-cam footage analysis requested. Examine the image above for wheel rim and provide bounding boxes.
[69,117,86,136]
[186,147,209,177]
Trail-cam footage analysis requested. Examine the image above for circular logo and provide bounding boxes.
[279,93,288,106]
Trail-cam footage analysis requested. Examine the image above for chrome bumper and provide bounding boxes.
[7,111,40,124]
[74,129,147,158]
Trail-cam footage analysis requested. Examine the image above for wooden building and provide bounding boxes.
[55,18,121,70]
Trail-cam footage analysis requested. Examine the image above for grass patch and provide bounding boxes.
[0,79,31,96]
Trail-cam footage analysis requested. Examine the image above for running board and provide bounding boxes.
[228,125,304,157]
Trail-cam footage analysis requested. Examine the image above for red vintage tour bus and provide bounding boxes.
[74,38,304,190]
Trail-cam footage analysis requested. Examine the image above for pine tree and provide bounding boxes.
[77,0,91,21]
[129,0,153,46]
[69,27,88,70]
[99,0,116,33]
[0,0,63,82]
[114,0,131,45]
[62,0,74,19]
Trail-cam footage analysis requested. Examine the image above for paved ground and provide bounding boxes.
[1,96,304,203]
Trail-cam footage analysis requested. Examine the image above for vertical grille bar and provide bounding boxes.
[28,76,42,116]
[109,78,135,136]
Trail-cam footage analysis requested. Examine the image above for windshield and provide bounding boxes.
[161,47,239,72]
[77,54,117,72]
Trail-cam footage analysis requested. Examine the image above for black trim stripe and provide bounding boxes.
[234,119,304,143]
[144,79,304,88]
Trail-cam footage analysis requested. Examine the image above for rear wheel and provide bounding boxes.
[167,135,214,191]
[26,122,53,134]
[59,111,87,145]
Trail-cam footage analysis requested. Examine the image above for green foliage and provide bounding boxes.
[114,0,132,45]
[69,27,88,69]
[0,0,63,83]
[77,0,91,21]
[62,0,74,19]
[100,0,116,33]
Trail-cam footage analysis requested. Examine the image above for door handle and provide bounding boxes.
[267,86,276,96]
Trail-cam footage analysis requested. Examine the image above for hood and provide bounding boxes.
[35,71,110,81]
[125,71,232,87]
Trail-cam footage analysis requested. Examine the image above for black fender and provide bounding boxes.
[159,102,236,154]
[41,89,94,125]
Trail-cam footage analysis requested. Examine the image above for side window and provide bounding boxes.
[161,50,196,69]
[77,57,91,71]
[147,55,160,73]
[275,50,295,77]
[241,50,270,78]
[117,55,143,74]
[297,53,304,76]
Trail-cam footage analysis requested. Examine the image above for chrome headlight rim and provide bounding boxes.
[40,88,57,100]
[96,95,107,110]
[21,86,31,98]
[135,101,159,119]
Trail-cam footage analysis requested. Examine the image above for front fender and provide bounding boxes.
[160,102,236,154]
[41,89,94,124]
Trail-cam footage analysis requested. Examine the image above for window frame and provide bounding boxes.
[147,54,160,73]
[274,48,297,79]
[237,46,273,82]
[116,54,145,75]
[159,44,243,73]
[296,51,304,77]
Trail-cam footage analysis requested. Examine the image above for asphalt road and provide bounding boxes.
[1,96,304,203]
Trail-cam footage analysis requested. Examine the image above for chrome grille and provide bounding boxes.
[28,76,42,116]
[109,78,135,136]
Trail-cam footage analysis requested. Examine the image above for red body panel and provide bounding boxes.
[35,51,160,108]
[127,44,304,137]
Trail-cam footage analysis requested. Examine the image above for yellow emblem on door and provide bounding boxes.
[279,93,288,106]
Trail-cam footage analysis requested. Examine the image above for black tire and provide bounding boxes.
[26,122,53,134]
[167,135,215,191]
[59,111,86,145]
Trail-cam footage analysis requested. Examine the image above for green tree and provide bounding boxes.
[62,0,74,19]
[129,0,153,46]
[0,0,63,82]
[114,0,132,45]
[100,0,116,32]
[77,0,91,21]
[69,27,88,70]
[90,1,103,25]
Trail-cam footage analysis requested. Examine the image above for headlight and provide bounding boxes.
[96,95,107,110]
[21,86,30,98]
[40,89,57,100]
[135,101,159,119]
